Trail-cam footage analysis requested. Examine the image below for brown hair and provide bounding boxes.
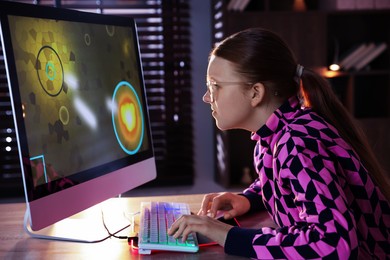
[211,27,390,201]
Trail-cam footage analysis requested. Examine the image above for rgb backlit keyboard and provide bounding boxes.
[138,201,199,254]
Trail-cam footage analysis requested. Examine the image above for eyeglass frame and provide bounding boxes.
[205,79,253,102]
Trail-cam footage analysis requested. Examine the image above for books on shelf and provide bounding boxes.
[354,42,387,70]
[339,43,369,69]
[343,42,376,70]
[339,42,387,71]
[227,0,250,12]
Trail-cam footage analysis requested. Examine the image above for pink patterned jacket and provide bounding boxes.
[224,95,390,259]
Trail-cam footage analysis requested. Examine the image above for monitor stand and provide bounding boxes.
[23,198,135,243]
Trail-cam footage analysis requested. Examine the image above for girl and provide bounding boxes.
[168,28,390,259]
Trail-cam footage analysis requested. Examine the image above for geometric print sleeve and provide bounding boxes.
[225,134,359,259]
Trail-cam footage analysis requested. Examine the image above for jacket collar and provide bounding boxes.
[251,95,303,147]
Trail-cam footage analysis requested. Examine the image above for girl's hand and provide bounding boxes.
[197,192,251,219]
[167,214,234,247]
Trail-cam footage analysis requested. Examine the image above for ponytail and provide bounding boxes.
[300,68,390,201]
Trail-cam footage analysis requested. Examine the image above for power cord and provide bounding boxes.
[101,210,130,239]
[100,210,139,249]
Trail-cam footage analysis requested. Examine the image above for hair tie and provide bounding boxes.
[296,64,304,78]
[294,64,304,85]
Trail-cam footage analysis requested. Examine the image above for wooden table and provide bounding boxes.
[0,194,275,259]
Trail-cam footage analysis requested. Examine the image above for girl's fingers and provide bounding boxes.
[198,193,218,215]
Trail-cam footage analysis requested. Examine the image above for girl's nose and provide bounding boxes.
[202,91,212,103]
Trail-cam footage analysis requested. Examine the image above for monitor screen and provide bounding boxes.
[0,1,157,234]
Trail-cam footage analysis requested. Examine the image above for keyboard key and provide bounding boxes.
[138,201,199,254]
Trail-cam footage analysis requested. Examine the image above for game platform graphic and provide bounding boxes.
[8,15,149,187]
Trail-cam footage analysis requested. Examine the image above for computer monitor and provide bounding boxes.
[0,1,157,240]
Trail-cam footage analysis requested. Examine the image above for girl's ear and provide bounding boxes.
[251,82,265,107]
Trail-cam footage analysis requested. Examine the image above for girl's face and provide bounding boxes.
[203,56,254,131]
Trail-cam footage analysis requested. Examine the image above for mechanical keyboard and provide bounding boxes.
[138,201,199,254]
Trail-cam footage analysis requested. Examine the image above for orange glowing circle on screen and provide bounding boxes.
[119,97,138,135]
[120,102,136,132]
[112,81,144,155]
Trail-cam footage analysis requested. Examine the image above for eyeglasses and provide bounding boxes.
[206,80,253,102]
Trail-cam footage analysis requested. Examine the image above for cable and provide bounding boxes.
[100,210,140,250]
[101,210,130,240]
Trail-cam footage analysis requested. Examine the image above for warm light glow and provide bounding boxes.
[314,66,343,79]
[323,70,341,78]
[329,63,340,71]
